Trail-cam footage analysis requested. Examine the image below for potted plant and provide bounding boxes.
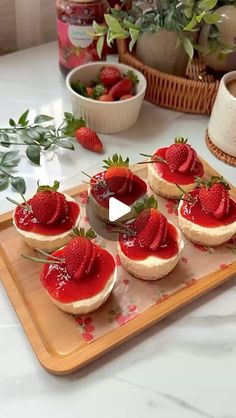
[197,0,236,72]
[93,0,236,76]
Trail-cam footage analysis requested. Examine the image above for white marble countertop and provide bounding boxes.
[0,42,236,418]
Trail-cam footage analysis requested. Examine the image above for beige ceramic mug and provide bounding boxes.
[208,71,236,157]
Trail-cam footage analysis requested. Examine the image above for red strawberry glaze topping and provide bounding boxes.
[119,218,179,260]
[90,171,147,209]
[153,147,204,185]
[180,189,236,227]
[40,245,115,303]
[14,200,80,236]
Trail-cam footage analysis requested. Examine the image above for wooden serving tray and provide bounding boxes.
[0,159,235,375]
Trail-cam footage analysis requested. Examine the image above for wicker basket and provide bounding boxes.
[117,39,220,115]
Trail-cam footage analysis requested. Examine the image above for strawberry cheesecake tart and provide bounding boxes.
[178,177,236,246]
[117,196,184,280]
[13,181,80,252]
[89,154,147,223]
[147,137,204,199]
[35,229,116,314]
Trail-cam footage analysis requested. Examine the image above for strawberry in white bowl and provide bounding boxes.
[178,177,236,246]
[146,137,205,199]
[23,228,116,315]
[88,154,147,223]
[117,196,184,280]
[12,181,80,252]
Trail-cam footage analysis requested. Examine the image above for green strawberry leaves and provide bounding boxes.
[103,153,129,169]
[134,195,158,214]
[72,227,97,240]
[61,113,85,137]
[195,175,230,190]
[37,180,60,193]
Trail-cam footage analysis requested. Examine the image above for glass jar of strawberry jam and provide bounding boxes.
[56,0,109,76]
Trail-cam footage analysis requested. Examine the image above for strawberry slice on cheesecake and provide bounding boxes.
[178,176,236,246]
[13,181,80,252]
[147,137,204,199]
[117,196,184,280]
[24,228,116,314]
[89,154,147,223]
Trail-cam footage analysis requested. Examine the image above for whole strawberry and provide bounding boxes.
[100,66,121,87]
[109,70,139,100]
[166,137,197,173]
[133,196,167,250]
[75,127,103,153]
[198,177,230,219]
[31,181,67,225]
[64,236,96,280]
[103,154,133,194]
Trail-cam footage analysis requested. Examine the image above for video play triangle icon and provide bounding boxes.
[109,197,131,222]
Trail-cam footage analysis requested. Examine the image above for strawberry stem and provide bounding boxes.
[175,184,195,203]
[139,153,152,158]
[81,171,92,179]
[138,154,167,164]
[82,171,100,187]
[114,221,135,236]
[36,249,63,261]
[6,196,32,212]
[21,254,62,264]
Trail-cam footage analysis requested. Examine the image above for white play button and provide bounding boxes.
[109,197,131,222]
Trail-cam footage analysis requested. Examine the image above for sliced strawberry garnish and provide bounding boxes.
[165,138,198,174]
[103,154,133,195]
[31,182,68,225]
[134,208,167,250]
[64,236,96,280]
[198,178,230,219]
[178,147,197,173]
[104,166,133,195]
[75,127,103,153]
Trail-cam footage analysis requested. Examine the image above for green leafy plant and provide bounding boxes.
[93,0,236,59]
[0,110,85,166]
[0,110,85,193]
[0,150,26,193]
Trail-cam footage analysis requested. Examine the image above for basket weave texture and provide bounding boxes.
[117,39,220,115]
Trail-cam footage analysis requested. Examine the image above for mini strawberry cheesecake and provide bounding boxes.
[117,196,184,280]
[89,154,147,223]
[147,137,204,199]
[13,181,80,252]
[178,177,236,246]
[37,229,116,314]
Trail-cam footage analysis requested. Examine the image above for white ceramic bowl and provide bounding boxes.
[66,61,147,134]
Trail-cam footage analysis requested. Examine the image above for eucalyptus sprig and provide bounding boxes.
[0,110,85,166]
[0,150,26,193]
